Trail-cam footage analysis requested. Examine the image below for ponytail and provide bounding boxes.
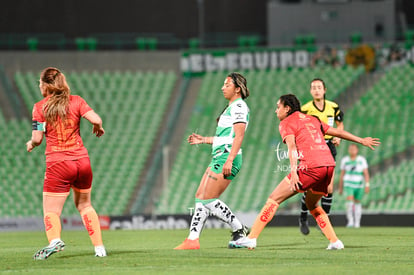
[228,72,250,99]
[40,67,71,125]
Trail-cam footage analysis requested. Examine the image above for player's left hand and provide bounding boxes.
[332,137,341,146]
[93,125,105,137]
[26,140,35,152]
[222,159,233,178]
[365,186,370,194]
[361,137,381,150]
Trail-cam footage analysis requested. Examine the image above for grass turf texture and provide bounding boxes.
[0,227,413,274]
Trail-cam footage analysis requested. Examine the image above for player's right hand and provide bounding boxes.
[289,172,302,192]
[188,133,204,145]
[26,140,34,152]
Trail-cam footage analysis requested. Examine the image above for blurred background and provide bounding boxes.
[0,0,413,229]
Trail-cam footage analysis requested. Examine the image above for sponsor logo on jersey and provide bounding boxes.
[235,112,245,120]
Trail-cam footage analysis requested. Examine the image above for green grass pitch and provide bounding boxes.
[1,227,413,274]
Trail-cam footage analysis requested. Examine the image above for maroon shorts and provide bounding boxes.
[43,157,93,195]
[287,166,335,195]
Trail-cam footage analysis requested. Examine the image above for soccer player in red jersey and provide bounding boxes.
[26,67,107,259]
[232,94,380,250]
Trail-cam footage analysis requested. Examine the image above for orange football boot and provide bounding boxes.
[174,238,200,250]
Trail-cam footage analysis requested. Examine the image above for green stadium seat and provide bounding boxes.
[27,37,38,51]
[238,36,249,48]
[75,38,86,51]
[135,38,147,50]
[294,35,305,47]
[85,37,97,51]
[404,30,414,42]
[247,36,260,48]
[350,32,362,45]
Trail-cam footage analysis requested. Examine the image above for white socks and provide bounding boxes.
[188,202,209,240]
[346,201,362,227]
[354,203,362,227]
[48,238,62,247]
[204,199,242,232]
[346,201,354,227]
[187,199,243,240]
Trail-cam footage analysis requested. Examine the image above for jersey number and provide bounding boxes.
[304,123,323,144]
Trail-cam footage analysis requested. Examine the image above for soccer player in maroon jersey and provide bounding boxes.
[232,94,379,250]
[26,67,106,259]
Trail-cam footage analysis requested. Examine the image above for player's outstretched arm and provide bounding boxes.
[325,127,380,150]
[188,133,213,145]
[83,110,105,137]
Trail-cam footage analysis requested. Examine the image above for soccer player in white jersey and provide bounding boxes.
[175,72,250,250]
[339,144,370,228]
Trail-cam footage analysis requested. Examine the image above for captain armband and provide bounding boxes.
[32,120,46,131]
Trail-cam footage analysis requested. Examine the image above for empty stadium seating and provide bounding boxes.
[0,70,176,217]
[329,64,414,213]
[335,64,414,166]
[156,66,365,214]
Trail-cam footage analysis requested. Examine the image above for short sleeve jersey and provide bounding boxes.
[279,111,335,169]
[32,95,93,162]
[212,98,249,157]
[340,155,368,188]
[301,100,343,140]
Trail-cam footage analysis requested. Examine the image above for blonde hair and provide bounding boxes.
[40,67,71,125]
[228,72,250,99]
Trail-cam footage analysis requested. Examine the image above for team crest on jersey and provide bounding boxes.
[299,113,306,119]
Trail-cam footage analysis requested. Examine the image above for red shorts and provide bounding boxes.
[287,166,335,196]
[43,157,93,195]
